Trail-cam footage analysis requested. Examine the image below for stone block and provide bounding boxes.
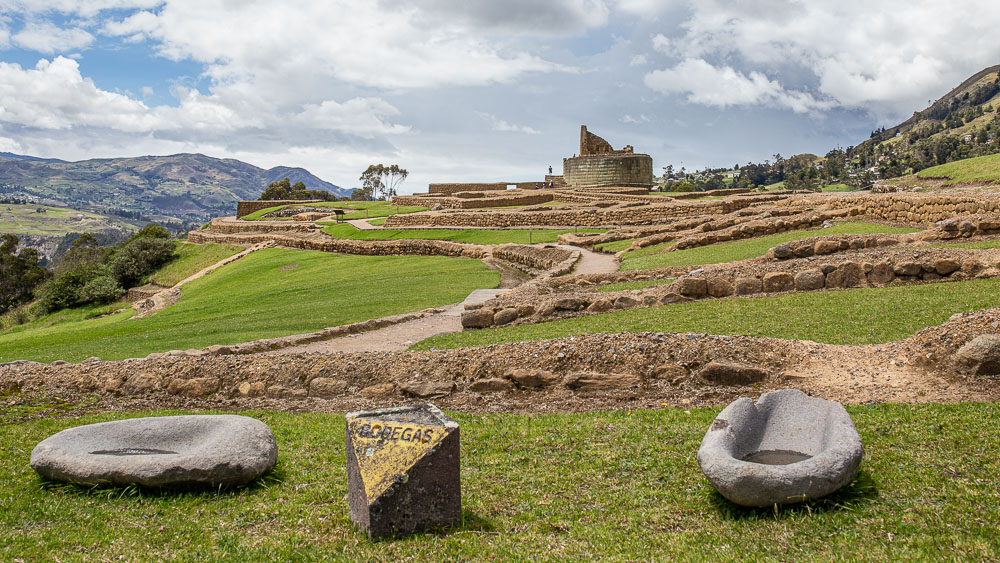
[399,380,455,399]
[951,335,1000,375]
[893,261,922,276]
[698,389,864,507]
[762,272,794,293]
[614,295,639,308]
[468,378,515,393]
[309,377,348,397]
[793,269,825,291]
[734,277,762,295]
[506,368,559,388]
[461,309,493,329]
[563,372,642,393]
[867,262,895,286]
[706,278,735,297]
[30,415,277,487]
[492,308,519,326]
[933,258,960,276]
[346,404,461,539]
[676,277,708,297]
[825,263,866,288]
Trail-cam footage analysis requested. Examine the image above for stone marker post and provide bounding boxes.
[345,404,460,539]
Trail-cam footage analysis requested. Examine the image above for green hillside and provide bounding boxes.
[0,153,345,222]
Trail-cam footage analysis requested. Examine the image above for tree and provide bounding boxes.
[259,177,334,201]
[358,164,408,201]
[0,234,48,314]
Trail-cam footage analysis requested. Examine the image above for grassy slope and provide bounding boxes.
[321,224,606,244]
[414,277,1000,350]
[147,242,244,287]
[0,248,499,363]
[917,152,1000,184]
[0,204,137,236]
[2,405,997,560]
[240,201,428,221]
[620,222,920,271]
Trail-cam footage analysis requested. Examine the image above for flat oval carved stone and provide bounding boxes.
[697,389,863,507]
[30,415,278,487]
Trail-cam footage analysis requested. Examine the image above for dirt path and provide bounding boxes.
[266,288,507,354]
[346,218,379,230]
[553,244,618,275]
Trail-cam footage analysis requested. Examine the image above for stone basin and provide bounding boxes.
[30,415,278,487]
[697,389,863,507]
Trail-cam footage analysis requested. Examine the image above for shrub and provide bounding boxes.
[77,272,124,304]
[110,238,177,288]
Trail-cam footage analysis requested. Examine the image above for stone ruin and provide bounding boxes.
[563,125,653,189]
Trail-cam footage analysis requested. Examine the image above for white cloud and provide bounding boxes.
[0,135,23,152]
[615,0,676,15]
[0,0,163,18]
[102,0,577,91]
[12,21,94,53]
[645,58,833,113]
[381,0,609,35]
[646,0,1000,118]
[140,85,153,97]
[621,114,649,123]
[629,54,647,66]
[477,112,541,134]
[296,99,410,138]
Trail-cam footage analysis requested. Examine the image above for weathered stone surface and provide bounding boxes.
[793,269,825,291]
[587,299,613,312]
[309,377,348,397]
[237,382,265,397]
[814,240,841,255]
[554,297,586,311]
[30,415,277,487]
[933,258,961,276]
[772,244,793,259]
[563,372,642,393]
[468,378,515,393]
[951,335,1000,375]
[166,377,219,397]
[399,379,455,398]
[360,383,396,397]
[697,389,864,507]
[706,277,734,297]
[699,361,769,385]
[506,368,559,388]
[894,261,922,276]
[734,277,762,295]
[346,404,460,539]
[492,308,519,326]
[676,277,708,297]
[614,295,639,308]
[867,262,895,286]
[825,263,866,288]
[762,272,794,293]
[461,309,494,329]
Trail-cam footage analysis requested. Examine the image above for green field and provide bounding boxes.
[414,277,1000,350]
[2,404,997,560]
[146,242,244,287]
[917,153,1000,184]
[593,238,636,253]
[620,222,920,271]
[0,204,137,236]
[321,224,606,245]
[240,201,428,221]
[0,248,499,363]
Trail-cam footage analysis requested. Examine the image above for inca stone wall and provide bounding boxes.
[563,153,654,188]
[236,199,322,218]
[188,230,489,259]
[429,183,509,195]
[393,192,554,209]
[832,193,1000,223]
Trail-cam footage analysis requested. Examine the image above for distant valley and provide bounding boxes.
[0,152,347,225]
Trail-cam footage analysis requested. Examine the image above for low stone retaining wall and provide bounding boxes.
[236,199,322,218]
[393,192,553,209]
[429,183,509,194]
[207,217,316,234]
[188,230,489,259]
[492,245,576,271]
[829,192,1000,224]
[669,188,752,199]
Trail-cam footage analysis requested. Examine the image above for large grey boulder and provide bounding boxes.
[697,389,863,507]
[30,415,277,487]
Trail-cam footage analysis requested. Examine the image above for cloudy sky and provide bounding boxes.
[0,1,998,193]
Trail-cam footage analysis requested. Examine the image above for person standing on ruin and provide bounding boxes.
[548,165,553,174]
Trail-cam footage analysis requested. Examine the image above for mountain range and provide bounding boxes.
[0,153,347,222]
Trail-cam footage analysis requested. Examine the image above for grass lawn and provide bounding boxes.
[596,278,676,292]
[2,404,998,560]
[1,301,133,335]
[0,203,137,236]
[0,248,499,363]
[820,183,854,192]
[593,238,636,253]
[932,239,1000,249]
[147,242,244,287]
[240,201,428,221]
[620,222,920,271]
[917,153,1000,184]
[414,277,1000,350]
[321,224,606,245]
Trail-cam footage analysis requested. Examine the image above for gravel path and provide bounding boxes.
[346,218,379,230]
